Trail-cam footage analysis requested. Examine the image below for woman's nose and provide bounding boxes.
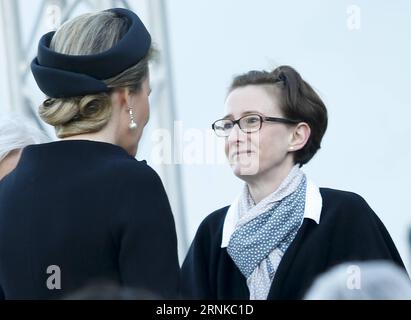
[227,124,252,152]
[226,123,242,144]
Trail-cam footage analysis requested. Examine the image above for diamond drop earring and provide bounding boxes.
[128,106,138,130]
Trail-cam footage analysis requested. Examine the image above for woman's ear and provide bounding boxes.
[289,122,311,151]
[111,87,131,110]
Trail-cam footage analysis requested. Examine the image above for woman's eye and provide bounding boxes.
[246,117,259,124]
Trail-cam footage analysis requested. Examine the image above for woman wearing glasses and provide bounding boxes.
[181,65,406,300]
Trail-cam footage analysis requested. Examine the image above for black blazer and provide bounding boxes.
[181,188,407,299]
[0,140,180,299]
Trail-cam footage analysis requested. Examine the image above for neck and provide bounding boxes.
[62,130,115,145]
[246,159,296,204]
[61,118,118,145]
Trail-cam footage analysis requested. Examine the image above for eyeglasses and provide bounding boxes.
[211,114,300,137]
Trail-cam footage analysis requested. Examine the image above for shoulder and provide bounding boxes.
[107,156,156,177]
[200,206,230,231]
[106,157,163,188]
[319,187,379,224]
[106,159,170,221]
[193,206,230,243]
[316,188,405,267]
[110,160,173,230]
[320,188,367,206]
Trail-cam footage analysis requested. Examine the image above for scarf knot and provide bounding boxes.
[227,165,307,299]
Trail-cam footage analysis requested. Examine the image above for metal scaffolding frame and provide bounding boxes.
[0,0,188,259]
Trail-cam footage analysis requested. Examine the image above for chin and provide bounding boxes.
[231,163,261,178]
[229,153,260,177]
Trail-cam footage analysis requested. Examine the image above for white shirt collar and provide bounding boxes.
[221,179,322,248]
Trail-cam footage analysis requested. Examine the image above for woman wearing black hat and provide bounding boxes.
[181,66,407,300]
[0,8,179,299]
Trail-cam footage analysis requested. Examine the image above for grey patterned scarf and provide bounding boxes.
[227,165,307,299]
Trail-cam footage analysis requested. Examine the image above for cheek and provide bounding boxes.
[255,129,289,162]
[224,139,229,157]
[134,98,150,125]
[143,99,150,123]
[249,132,261,151]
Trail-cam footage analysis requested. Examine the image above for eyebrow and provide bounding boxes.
[222,110,262,119]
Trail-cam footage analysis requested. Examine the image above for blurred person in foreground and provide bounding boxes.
[304,261,411,300]
[64,281,160,300]
[0,114,48,180]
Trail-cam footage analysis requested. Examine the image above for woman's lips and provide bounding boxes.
[231,150,254,158]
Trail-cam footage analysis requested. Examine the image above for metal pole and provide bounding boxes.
[147,0,189,260]
[0,0,25,113]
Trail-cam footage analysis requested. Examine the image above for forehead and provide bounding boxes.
[224,85,282,117]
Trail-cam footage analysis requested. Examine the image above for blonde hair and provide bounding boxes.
[39,11,154,138]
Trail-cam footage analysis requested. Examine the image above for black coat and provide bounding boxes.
[181,188,406,299]
[0,140,180,299]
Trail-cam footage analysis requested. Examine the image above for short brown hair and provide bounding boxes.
[229,65,328,166]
